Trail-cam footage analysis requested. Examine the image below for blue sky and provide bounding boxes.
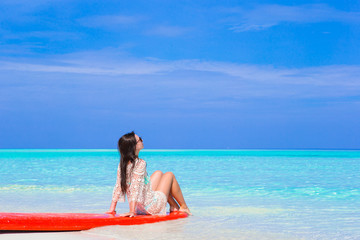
[0,0,359,149]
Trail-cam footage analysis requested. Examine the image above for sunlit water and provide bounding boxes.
[0,149,359,240]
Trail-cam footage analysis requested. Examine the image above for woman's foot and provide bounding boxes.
[170,205,179,212]
[170,207,179,212]
[179,206,192,215]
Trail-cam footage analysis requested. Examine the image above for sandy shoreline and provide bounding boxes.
[0,232,111,240]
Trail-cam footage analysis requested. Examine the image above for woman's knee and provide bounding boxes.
[164,171,174,178]
[154,170,163,176]
[151,170,163,180]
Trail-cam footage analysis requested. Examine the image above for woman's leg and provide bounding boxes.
[150,170,163,190]
[151,171,180,211]
[168,193,180,211]
[156,172,191,215]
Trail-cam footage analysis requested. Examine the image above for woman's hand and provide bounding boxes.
[118,212,135,217]
[106,201,118,215]
[105,210,116,215]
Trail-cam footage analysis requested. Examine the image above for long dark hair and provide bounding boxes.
[118,131,138,195]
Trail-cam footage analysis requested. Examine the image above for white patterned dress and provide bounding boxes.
[112,158,167,215]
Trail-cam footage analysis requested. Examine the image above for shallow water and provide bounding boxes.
[1,149,360,239]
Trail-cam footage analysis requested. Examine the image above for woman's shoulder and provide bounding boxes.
[136,158,146,165]
[133,158,146,173]
[127,158,145,168]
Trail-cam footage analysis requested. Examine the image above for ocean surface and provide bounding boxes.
[0,149,360,240]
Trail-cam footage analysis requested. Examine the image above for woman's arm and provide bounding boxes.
[107,201,135,217]
[106,201,117,214]
[121,201,136,217]
[107,165,125,214]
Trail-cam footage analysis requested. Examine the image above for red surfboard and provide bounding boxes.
[0,212,188,231]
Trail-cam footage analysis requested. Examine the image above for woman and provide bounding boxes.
[106,131,191,217]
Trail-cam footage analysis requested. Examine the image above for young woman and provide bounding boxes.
[106,131,191,217]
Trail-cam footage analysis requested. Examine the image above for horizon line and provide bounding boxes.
[0,148,360,151]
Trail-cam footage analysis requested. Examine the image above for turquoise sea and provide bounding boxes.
[1,149,360,240]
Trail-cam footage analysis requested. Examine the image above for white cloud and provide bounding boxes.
[1,49,359,100]
[144,25,191,37]
[77,15,144,29]
[0,0,76,20]
[2,31,82,41]
[228,4,360,32]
